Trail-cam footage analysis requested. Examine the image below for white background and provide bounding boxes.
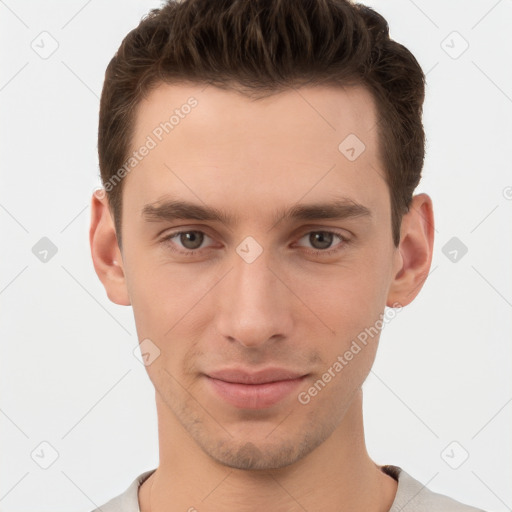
[0,1,510,511]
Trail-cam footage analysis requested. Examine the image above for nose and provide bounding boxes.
[214,244,294,349]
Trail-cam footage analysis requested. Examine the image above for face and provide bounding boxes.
[97,83,409,470]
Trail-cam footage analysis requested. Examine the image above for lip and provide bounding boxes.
[204,368,308,409]
[207,368,306,384]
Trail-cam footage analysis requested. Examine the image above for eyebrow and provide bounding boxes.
[141,196,372,228]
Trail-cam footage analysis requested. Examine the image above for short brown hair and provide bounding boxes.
[98,0,425,249]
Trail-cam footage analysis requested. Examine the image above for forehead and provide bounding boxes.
[133,81,379,148]
[122,82,387,222]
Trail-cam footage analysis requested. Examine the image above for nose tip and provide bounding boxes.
[227,327,283,350]
[214,248,293,349]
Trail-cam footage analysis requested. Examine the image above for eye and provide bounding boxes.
[160,229,350,257]
[161,230,214,253]
[295,230,348,255]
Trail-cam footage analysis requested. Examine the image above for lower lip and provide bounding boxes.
[205,375,307,409]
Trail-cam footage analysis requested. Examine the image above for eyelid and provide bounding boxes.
[296,229,348,242]
[160,229,217,252]
[293,229,349,251]
[294,225,351,239]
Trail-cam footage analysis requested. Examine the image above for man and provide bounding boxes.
[89,0,486,510]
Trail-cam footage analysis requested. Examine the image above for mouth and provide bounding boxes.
[204,368,309,409]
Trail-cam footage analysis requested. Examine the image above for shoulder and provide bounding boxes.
[383,465,488,512]
[90,469,156,512]
[89,465,488,512]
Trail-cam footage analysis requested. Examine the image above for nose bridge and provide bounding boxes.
[215,240,292,347]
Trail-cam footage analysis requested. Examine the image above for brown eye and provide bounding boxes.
[160,230,213,253]
[309,232,334,250]
[295,230,349,256]
[178,231,204,250]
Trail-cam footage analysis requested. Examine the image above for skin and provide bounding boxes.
[90,82,434,512]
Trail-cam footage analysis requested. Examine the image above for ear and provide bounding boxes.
[89,189,131,306]
[386,193,434,307]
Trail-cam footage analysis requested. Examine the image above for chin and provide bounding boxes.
[197,428,325,471]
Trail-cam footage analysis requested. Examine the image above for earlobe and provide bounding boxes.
[89,189,131,306]
[386,193,434,308]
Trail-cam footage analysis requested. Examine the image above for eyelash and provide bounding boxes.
[160,229,350,257]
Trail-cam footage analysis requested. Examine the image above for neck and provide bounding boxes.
[139,390,397,512]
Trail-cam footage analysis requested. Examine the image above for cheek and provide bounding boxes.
[125,254,215,378]
[287,248,391,389]
[297,275,385,410]
[125,248,212,333]
[292,255,390,339]
[297,340,377,424]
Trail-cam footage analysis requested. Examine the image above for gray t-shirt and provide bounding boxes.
[92,465,486,512]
